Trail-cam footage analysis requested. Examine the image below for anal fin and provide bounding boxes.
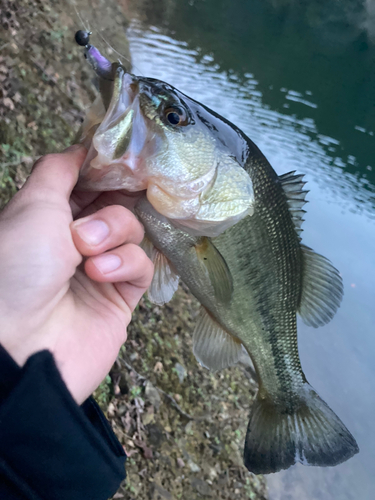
[298,245,344,327]
[193,307,243,371]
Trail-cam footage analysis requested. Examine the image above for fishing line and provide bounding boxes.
[96,29,145,76]
[71,0,91,35]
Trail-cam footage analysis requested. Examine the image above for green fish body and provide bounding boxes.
[77,51,359,474]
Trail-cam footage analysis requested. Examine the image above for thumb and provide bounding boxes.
[24,145,87,202]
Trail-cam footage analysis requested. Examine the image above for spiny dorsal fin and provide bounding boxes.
[279,171,308,237]
[298,245,344,327]
[140,237,179,305]
[195,237,233,304]
[193,307,243,371]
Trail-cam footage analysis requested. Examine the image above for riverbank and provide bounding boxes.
[0,1,267,499]
[0,0,130,207]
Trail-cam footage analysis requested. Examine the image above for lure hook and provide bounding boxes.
[75,30,113,80]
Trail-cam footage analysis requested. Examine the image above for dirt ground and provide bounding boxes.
[0,1,268,498]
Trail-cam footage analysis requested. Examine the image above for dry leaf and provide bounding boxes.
[142,406,155,426]
[153,361,163,373]
[3,97,14,110]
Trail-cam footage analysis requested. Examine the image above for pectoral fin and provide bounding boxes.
[298,245,344,327]
[193,307,243,371]
[195,237,233,303]
[141,237,179,305]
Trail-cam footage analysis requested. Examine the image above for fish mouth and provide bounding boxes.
[76,46,254,237]
[77,64,151,192]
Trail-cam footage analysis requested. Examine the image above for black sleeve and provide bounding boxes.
[0,345,126,500]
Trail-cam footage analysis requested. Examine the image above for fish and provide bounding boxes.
[76,38,359,474]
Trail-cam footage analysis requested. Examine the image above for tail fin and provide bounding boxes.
[244,384,359,474]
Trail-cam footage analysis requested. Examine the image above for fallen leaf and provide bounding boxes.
[107,402,115,417]
[142,445,153,459]
[153,361,163,373]
[142,406,155,426]
[121,410,133,434]
[133,438,154,459]
[3,97,14,110]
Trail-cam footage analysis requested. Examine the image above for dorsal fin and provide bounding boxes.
[140,237,179,305]
[279,171,308,237]
[298,245,344,327]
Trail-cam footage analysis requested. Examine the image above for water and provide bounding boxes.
[101,1,375,497]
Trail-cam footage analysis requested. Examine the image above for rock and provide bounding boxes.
[207,467,218,481]
[187,459,201,472]
[229,449,243,467]
[174,362,187,383]
[147,423,165,448]
[184,421,193,434]
[191,478,213,497]
[150,482,174,500]
[145,381,161,410]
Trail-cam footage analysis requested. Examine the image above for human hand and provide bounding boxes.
[0,145,153,404]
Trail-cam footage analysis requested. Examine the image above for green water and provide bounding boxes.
[86,0,375,498]
[129,0,375,198]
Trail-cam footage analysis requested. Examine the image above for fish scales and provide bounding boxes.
[75,38,359,475]
[212,152,305,406]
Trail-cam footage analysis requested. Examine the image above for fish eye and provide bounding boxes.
[164,106,188,126]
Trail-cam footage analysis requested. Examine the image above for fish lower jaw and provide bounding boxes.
[146,182,201,220]
[77,161,148,192]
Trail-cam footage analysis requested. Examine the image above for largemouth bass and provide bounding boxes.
[75,36,359,474]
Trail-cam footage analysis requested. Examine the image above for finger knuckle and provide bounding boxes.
[112,205,144,235]
[126,244,151,270]
[32,153,59,171]
[138,249,154,285]
[137,246,152,267]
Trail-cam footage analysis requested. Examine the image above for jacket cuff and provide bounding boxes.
[0,346,126,500]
